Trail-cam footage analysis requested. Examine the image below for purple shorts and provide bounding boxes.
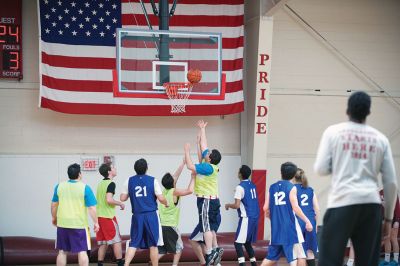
[56,227,91,253]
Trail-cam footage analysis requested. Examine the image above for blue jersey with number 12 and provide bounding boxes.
[128,175,157,214]
[269,180,303,245]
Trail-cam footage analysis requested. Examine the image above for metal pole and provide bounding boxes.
[159,0,170,84]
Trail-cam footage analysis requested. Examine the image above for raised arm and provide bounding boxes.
[289,187,313,232]
[197,120,208,152]
[184,143,196,173]
[173,158,186,187]
[196,131,202,163]
[174,172,196,197]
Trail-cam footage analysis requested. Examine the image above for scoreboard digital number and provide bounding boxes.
[0,0,22,79]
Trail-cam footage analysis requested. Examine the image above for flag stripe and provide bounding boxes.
[41,97,244,116]
[42,53,243,72]
[41,40,243,61]
[41,85,243,104]
[121,3,244,16]
[122,14,244,27]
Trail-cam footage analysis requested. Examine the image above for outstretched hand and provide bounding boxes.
[197,120,208,129]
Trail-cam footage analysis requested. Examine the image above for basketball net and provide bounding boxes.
[163,82,193,113]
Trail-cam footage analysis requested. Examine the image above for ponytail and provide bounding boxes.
[296,168,308,188]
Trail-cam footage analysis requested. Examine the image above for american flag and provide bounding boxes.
[38,0,244,116]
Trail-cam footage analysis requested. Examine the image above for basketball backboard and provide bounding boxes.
[114,29,225,100]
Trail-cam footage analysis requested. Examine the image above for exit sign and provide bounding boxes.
[81,158,99,171]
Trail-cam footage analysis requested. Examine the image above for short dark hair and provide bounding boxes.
[209,149,221,165]
[68,163,81,180]
[281,162,298,180]
[162,173,174,189]
[99,163,111,178]
[239,165,252,180]
[134,158,147,175]
[347,91,371,122]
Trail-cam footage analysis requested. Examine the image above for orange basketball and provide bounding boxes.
[187,69,202,84]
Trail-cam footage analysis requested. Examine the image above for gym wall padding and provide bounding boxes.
[0,233,269,265]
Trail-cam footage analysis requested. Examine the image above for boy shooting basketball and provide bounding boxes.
[184,120,223,266]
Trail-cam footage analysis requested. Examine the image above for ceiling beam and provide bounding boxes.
[262,0,291,17]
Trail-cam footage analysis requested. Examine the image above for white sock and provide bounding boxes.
[238,257,245,264]
[385,253,391,262]
[206,248,212,255]
[394,253,399,262]
[347,258,354,266]
[250,257,256,262]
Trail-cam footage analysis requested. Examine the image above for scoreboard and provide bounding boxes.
[0,0,22,79]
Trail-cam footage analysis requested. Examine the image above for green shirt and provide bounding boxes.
[96,179,116,218]
[57,181,88,228]
[194,164,219,197]
[159,188,180,227]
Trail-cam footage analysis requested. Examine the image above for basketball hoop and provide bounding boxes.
[163,82,193,113]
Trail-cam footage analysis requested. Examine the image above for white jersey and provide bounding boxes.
[314,121,397,218]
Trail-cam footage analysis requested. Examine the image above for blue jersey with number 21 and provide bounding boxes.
[128,175,157,214]
[269,180,303,245]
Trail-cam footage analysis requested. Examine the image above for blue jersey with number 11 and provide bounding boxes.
[237,180,260,218]
[128,175,157,214]
[269,180,303,245]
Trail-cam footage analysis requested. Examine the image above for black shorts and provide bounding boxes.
[197,197,221,233]
[158,226,183,254]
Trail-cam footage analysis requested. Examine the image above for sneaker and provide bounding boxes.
[213,247,224,265]
[251,261,257,266]
[205,250,218,266]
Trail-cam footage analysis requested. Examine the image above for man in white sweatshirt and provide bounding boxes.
[314,91,398,266]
